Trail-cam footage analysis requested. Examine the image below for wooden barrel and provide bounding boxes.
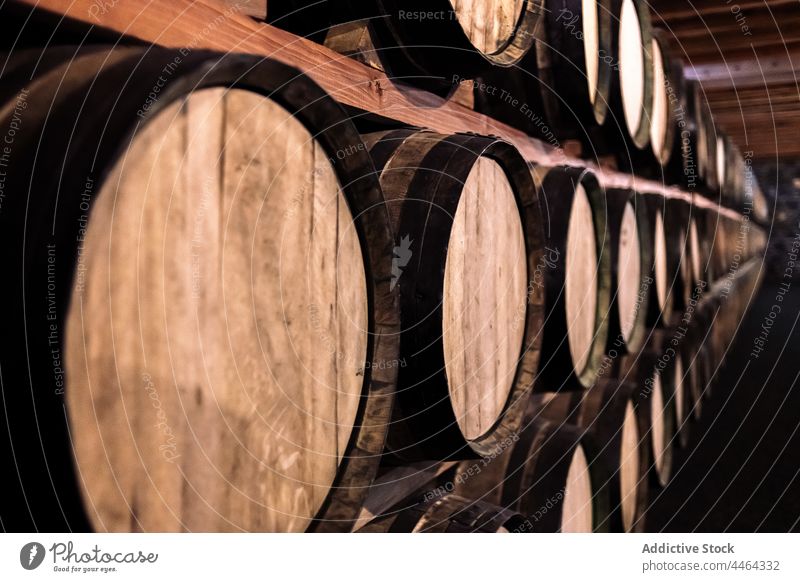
[643,195,678,327]
[693,205,717,283]
[367,130,545,460]
[357,494,527,532]
[649,29,681,168]
[0,47,400,533]
[702,209,728,278]
[263,0,544,89]
[619,349,677,487]
[646,328,691,449]
[533,166,611,388]
[608,0,654,150]
[698,341,716,401]
[473,0,612,142]
[680,329,706,421]
[723,139,747,209]
[298,0,542,92]
[606,190,652,356]
[453,417,611,532]
[529,380,649,531]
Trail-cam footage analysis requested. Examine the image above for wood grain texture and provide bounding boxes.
[66,89,368,532]
[444,157,527,441]
[565,183,599,376]
[449,0,525,54]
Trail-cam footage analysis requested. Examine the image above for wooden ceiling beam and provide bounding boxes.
[649,0,797,21]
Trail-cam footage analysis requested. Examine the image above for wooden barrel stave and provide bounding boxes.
[533,165,611,389]
[368,129,546,461]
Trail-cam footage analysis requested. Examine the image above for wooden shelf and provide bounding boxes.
[12,0,751,222]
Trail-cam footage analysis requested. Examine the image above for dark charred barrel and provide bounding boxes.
[619,348,677,487]
[366,129,545,461]
[532,165,611,389]
[0,47,400,533]
[606,189,652,356]
[529,380,650,532]
[453,417,611,532]
[357,494,527,532]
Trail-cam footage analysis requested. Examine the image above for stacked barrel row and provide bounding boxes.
[254,0,758,213]
[0,11,764,535]
[383,189,764,533]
